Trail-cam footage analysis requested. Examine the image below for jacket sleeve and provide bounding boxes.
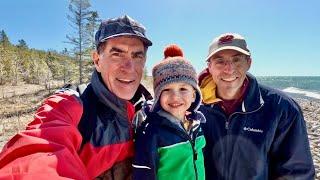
[133,122,158,180]
[0,90,90,180]
[269,101,315,179]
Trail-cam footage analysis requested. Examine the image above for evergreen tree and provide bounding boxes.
[17,39,28,49]
[61,48,69,56]
[0,30,11,47]
[86,11,100,50]
[0,31,16,84]
[66,0,92,84]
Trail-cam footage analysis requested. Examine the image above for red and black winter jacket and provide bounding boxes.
[0,70,151,179]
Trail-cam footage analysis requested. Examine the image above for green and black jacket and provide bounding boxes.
[133,110,206,180]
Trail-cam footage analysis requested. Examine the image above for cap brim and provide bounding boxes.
[100,33,152,47]
[206,46,250,61]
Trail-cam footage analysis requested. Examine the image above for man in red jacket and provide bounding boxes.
[0,15,152,180]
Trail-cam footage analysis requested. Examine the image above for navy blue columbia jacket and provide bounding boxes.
[199,73,315,180]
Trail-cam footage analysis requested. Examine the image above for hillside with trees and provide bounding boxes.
[0,30,81,86]
[0,0,100,147]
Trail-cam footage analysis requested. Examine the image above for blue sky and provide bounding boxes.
[1,0,319,76]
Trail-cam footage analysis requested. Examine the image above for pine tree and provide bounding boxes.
[17,39,28,49]
[66,0,92,84]
[0,30,11,48]
[86,11,100,50]
[0,30,15,84]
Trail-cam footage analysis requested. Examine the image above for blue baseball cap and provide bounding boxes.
[95,15,152,48]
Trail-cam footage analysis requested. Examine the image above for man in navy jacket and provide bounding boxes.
[199,33,315,179]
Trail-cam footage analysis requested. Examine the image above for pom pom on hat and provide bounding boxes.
[164,44,184,58]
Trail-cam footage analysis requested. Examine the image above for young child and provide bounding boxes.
[133,44,206,180]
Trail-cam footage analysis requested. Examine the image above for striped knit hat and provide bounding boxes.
[151,44,201,113]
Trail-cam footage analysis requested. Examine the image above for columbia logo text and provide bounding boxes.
[243,127,263,133]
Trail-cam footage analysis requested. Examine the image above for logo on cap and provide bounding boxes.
[218,35,234,45]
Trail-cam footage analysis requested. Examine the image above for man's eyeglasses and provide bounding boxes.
[209,54,249,68]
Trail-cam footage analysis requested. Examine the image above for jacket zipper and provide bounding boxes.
[223,102,264,179]
[189,138,198,180]
[160,113,201,180]
[175,126,200,180]
[225,103,264,130]
[190,129,201,180]
[224,116,230,179]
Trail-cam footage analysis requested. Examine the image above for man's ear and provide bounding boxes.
[92,51,101,72]
[207,61,214,75]
[246,57,252,71]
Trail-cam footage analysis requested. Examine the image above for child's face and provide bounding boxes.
[160,82,196,121]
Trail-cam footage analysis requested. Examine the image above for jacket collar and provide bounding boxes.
[157,110,184,130]
[199,74,222,104]
[153,110,202,136]
[91,70,128,118]
[156,109,205,131]
[241,73,264,113]
[199,71,264,113]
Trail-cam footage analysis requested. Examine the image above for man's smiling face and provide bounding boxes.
[92,36,146,100]
[208,49,251,100]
